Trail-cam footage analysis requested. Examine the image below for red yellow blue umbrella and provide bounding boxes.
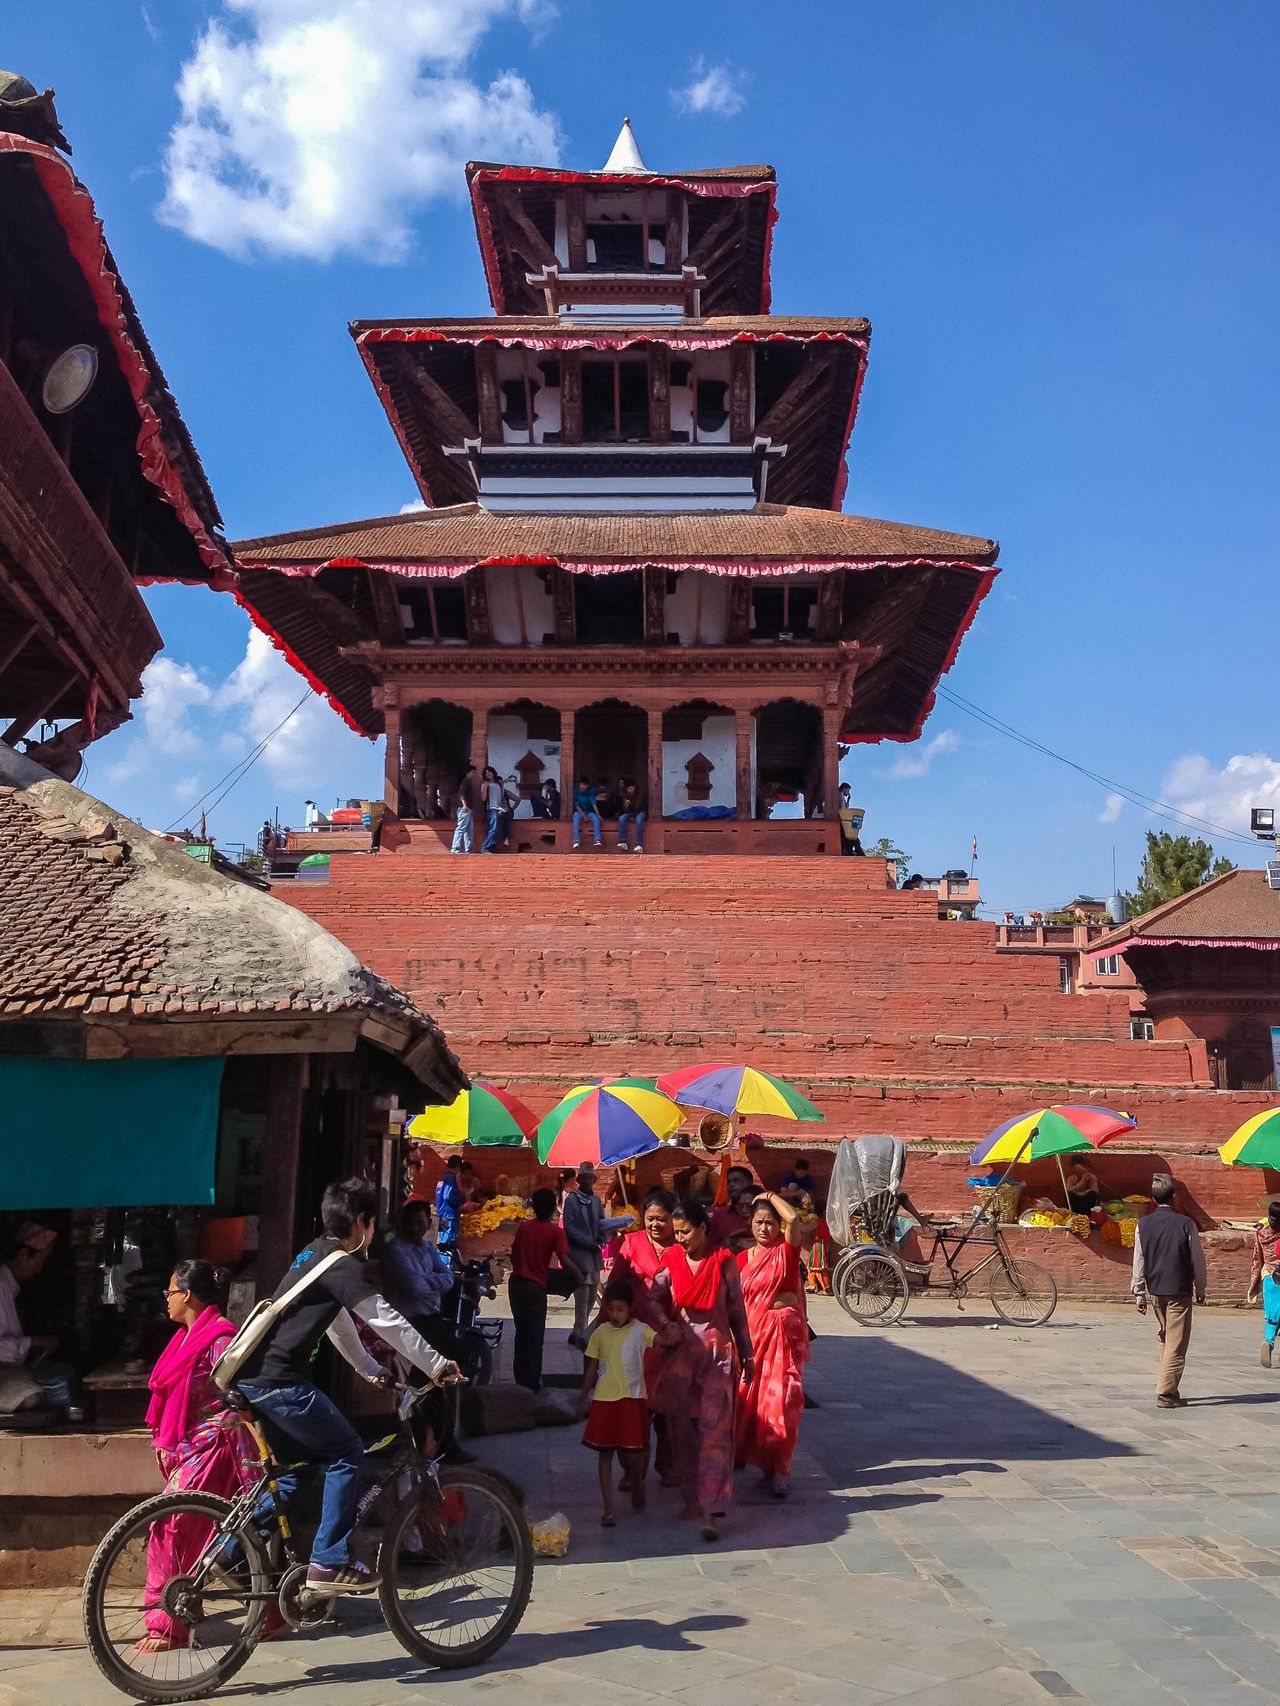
[536,1078,682,1168]
[656,1063,825,1122]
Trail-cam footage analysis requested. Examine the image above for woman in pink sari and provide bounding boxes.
[736,1191,809,1498]
[139,1260,258,1652]
[602,1189,678,1484]
[650,1199,753,1542]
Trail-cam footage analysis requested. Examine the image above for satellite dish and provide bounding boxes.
[42,343,98,414]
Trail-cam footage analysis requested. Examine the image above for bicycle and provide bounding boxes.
[82,1381,533,1703]
[833,1207,1057,1329]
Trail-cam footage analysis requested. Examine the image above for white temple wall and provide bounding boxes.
[486,564,556,644]
[666,572,730,645]
[661,714,736,814]
[486,711,561,817]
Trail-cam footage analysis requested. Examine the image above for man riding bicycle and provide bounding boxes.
[233,1177,460,1598]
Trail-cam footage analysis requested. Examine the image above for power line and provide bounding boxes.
[935,686,1258,849]
[164,689,313,832]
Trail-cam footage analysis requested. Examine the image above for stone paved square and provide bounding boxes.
[4,1295,1280,1704]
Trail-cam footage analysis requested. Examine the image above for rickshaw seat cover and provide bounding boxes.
[828,1135,907,1247]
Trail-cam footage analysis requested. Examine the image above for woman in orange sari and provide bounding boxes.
[601,1189,678,1483]
[650,1199,753,1542]
[736,1191,809,1498]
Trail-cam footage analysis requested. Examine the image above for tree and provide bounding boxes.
[1122,832,1235,918]
[866,836,911,882]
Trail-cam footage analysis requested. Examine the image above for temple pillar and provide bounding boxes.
[469,703,489,776]
[822,703,841,821]
[646,706,663,823]
[558,707,575,820]
[735,707,753,820]
[383,696,401,814]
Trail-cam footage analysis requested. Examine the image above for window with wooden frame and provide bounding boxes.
[582,356,651,442]
[749,581,817,641]
[1094,954,1120,977]
[399,579,469,642]
[585,216,667,272]
[669,359,730,445]
[498,353,561,445]
[1129,1016,1155,1041]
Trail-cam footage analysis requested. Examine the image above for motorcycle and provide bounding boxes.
[431,1251,501,1386]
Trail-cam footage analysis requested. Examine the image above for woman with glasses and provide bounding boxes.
[139,1261,258,1653]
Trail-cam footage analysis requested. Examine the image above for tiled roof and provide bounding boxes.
[1093,869,1280,951]
[234,503,998,567]
[0,750,466,1094]
[350,314,868,342]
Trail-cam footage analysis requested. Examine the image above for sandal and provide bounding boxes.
[700,1522,720,1543]
[601,1512,616,1528]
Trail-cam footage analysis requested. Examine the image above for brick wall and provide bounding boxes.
[288,853,1277,1226]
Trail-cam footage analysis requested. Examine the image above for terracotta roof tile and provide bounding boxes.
[234,502,998,568]
[1094,868,1280,951]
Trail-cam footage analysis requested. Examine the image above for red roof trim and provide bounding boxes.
[238,553,991,581]
[355,326,863,354]
[0,136,232,587]
[1108,935,1280,953]
[467,167,777,314]
[841,566,999,745]
[231,584,371,739]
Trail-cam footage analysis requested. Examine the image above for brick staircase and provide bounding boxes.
[282,853,1275,1159]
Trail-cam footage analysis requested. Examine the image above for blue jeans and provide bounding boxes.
[238,1381,364,1569]
[450,807,473,853]
[481,807,501,852]
[572,809,602,845]
[617,810,646,848]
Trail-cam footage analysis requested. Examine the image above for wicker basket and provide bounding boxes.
[971,1181,1022,1225]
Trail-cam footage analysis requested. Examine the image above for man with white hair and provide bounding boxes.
[561,1165,630,1348]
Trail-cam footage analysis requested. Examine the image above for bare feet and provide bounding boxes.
[631,1480,647,1511]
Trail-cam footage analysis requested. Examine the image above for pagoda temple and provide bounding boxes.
[234,120,999,850]
[235,124,1276,1295]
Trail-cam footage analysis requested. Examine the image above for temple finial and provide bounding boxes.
[601,116,649,174]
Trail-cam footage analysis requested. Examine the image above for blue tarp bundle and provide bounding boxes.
[0,1056,224,1207]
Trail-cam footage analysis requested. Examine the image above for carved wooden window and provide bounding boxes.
[400,581,468,642]
[583,357,650,442]
[684,752,714,801]
[750,582,817,641]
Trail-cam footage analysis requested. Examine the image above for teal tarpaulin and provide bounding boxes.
[0,1057,224,1208]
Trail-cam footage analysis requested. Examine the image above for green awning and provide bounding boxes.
[0,1057,224,1208]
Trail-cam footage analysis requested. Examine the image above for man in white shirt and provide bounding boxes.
[0,1223,78,1416]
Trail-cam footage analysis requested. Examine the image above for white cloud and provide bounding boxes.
[883,729,960,781]
[93,629,380,841]
[160,0,562,261]
[399,499,429,514]
[1097,791,1125,824]
[1160,751,1280,836]
[672,59,747,118]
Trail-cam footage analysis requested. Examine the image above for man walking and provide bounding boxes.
[450,763,479,853]
[1132,1172,1206,1408]
[561,1164,630,1348]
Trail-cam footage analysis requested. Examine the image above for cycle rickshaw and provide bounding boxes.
[828,1135,1057,1328]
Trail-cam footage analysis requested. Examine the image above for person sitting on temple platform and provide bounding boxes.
[837,784,865,857]
[572,777,603,849]
[532,778,561,820]
[617,777,648,853]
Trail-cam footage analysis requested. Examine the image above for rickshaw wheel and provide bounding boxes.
[834,1249,909,1327]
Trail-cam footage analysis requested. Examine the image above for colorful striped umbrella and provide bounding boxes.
[969,1105,1137,1167]
[536,1078,683,1168]
[1219,1109,1280,1169]
[656,1064,825,1123]
[406,1082,537,1148]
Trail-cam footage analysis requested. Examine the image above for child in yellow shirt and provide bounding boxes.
[577,1279,655,1526]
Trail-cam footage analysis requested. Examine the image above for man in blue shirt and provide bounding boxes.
[382,1201,455,1324]
[434,1157,465,1251]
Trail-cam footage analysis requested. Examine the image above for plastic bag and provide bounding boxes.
[530,1511,570,1558]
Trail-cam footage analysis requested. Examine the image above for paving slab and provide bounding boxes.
[5,1298,1280,1704]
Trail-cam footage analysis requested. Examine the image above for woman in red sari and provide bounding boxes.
[650,1198,754,1542]
[736,1191,809,1498]
[601,1189,678,1484]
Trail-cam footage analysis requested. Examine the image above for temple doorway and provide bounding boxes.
[754,699,822,819]
[574,700,647,801]
[401,700,471,819]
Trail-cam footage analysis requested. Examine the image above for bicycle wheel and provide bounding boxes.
[83,1491,270,1703]
[834,1249,909,1326]
[379,1466,533,1668]
[989,1257,1057,1326]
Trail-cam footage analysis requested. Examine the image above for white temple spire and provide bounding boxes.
[601,116,649,174]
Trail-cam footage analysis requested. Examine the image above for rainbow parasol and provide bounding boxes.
[406,1082,537,1148]
[970,1105,1137,1168]
[656,1064,825,1122]
[536,1078,682,1168]
[1219,1109,1280,1170]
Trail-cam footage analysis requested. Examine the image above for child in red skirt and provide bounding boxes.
[577,1278,655,1527]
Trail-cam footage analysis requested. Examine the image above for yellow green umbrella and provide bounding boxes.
[1219,1109,1280,1169]
[406,1082,536,1148]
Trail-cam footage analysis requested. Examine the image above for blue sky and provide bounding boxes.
[12,1,1280,909]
